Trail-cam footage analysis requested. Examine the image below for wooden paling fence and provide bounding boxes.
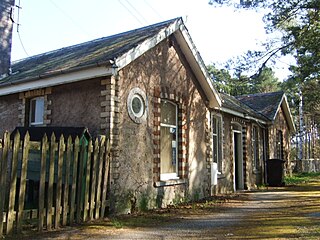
[0,131,111,237]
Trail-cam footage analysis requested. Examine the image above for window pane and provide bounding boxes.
[161,101,176,126]
[30,99,36,123]
[160,126,177,174]
[212,115,222,171]
[30,97,44,125]
[213,135,218,163]
[212,117,217,134]
[35,98,44,123]
[160,100,178,178]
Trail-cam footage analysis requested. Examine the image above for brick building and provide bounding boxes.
[0,18,295,213]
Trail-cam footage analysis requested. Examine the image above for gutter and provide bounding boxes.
[0,60,114,87]
[219,107,268,125]
[0,62,114,97]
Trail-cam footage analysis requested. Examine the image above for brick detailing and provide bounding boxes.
[18,88,52,126]
[205,110,212,194]
[100,76,120,185]
[153,86,188,182]
[231,117,247,190]
[242,125,248,189]
[207,111,224,194]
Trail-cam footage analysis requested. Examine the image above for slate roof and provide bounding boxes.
[235,91,285,121]
[0,18,179,86]
[220,93,269,121]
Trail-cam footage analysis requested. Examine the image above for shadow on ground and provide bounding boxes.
[7,180,320,239]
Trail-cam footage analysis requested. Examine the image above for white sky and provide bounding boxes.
[11,0,292,80]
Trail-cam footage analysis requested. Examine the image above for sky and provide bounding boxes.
[10,0,292,80]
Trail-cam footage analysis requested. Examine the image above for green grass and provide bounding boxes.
[285,172,320,185]
[111,219,124,228]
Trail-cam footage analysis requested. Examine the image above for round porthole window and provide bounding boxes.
[131,94,144,118]
[127,88,147,123]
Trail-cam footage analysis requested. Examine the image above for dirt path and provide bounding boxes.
[15,181,320,240]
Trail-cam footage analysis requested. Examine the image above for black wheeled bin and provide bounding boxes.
[266,159,285,186]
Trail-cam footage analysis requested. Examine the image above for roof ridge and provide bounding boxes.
[221,92,269,120]
[235,91,285,121]
[236,90,284,98]
[12,17,181,65]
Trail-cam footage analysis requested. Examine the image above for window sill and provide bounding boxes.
[154,179,186,187]
[218,173,225,179]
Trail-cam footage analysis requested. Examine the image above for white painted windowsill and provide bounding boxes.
[154,179,186,187]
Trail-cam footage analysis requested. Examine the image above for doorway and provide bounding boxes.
[233,126,244,191]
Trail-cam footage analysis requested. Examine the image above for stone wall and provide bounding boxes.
[109,38,210,213]
[0,78,105,137]
[215,113,235,194]
[214,112,266,193]
[0,93,20,135]
[268,106,291,175]
[50,79,103,137]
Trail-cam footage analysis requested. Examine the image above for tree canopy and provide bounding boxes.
[209,0,320,160]
[207,64,280,96]
[209,0,320,82]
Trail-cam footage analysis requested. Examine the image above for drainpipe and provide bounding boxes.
[0,0,15,78]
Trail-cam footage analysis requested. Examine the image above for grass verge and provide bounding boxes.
[285,172,320,185]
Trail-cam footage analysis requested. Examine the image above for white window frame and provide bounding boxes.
[29,97,45,126]
[252,125,260,170]
[212,114,223,172]
[160,100,179,181]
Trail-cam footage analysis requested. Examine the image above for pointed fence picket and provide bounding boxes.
[0,131,111,237]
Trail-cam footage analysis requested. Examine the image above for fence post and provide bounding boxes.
[38,134,48,232]
[0,132,10,237]
[95,136,105,220]
[62,136,72,226]
[6,131,21,234]
[76,139,86,223]
[17,132,30,233]
[83,139,93,222]
[47,133,57,230]
[54,135,65,229]
[70,136,79,224]
[101,138,111,218]
[89,138,99,220]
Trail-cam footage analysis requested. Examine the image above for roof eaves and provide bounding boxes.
[220,106,268,124]
[0,60,114,88]
[174,22,221,108]
[0,65,114,97]
[280,94,296,132]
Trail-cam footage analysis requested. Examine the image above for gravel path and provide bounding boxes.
[16,182,320,240]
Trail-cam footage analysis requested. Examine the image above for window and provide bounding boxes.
[212,115,222,172]
[130,94,145,118]
[252,126,259,170]
[276,130,283,159]
[160,100,178,181]
[29,97,44,126]
[127,88,147,123]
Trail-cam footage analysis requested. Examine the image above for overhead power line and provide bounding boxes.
[143,0,162,19]
[15,0,29,57]
[48,0,91,37]
[118,0,148,25]
[123,0,148,24]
